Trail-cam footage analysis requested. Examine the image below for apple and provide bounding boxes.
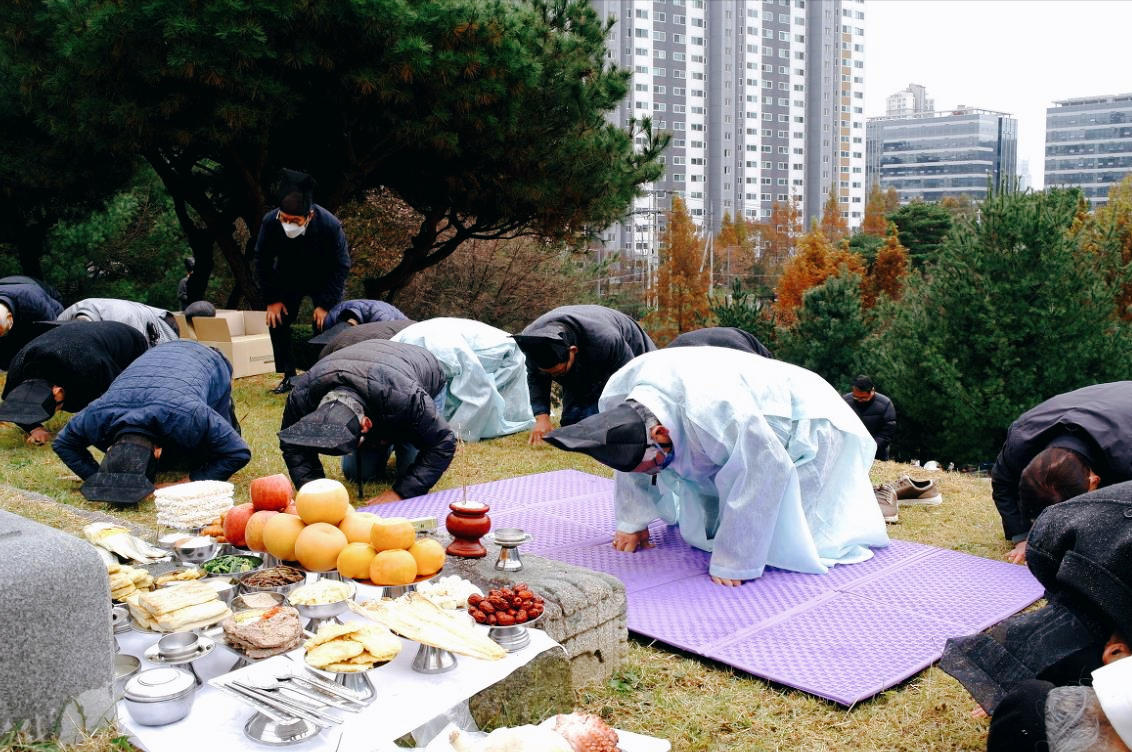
[223,502,256,548]
[244,510,279,552]
[250,474,293,512]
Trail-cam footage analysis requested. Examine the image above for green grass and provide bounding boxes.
[0,372,1014,751]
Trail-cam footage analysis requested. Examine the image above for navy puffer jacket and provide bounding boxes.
[323,299,409,328]
[53,340,250,481]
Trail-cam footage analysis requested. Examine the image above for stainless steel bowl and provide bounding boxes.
[237,565,306,596]
[156,632,201,660]
[201,577,238,606]
[113,654,140,698]
[122,667,196,726]
[171,536,221,565]
[287,579,357,621]
[231,591,287,611]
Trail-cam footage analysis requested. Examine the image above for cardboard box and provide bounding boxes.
[175,309,275,378]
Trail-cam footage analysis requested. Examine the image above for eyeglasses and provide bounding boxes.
[639,441,675,475]
[278,210,310,227]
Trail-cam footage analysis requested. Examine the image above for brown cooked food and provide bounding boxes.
[222,605,304,659]
[240,566,306,588]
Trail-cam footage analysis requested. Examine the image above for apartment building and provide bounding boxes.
[590,0,867,272]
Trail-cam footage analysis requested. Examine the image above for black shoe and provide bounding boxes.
[271,376,295,394]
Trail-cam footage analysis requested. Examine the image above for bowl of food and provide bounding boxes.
[170,536,221,565]
[287,579,357,627]
[200,553,263,577]
[200,577,238,606]
[231,591,287,612]
[122,667,196,726]
[237,565,306,596]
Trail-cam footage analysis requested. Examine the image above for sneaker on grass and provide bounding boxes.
[874,483,899,524]
[891,476,942,506]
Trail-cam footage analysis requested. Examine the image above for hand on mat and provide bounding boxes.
[613,529,652,553]
[710,576,744,587]
[1005,540,1027,565]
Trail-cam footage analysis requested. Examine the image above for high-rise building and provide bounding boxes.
[1044,93,1132,207]
[885,84,933,117]
[589,0,867,280]
[866,107,1017,205]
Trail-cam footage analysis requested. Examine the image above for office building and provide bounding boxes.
[1045,93,1132,206]
[866,107,1017,204]
[885,83,933,117]
[589,0,867,276]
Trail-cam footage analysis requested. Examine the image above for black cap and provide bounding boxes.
[277,169,316,215]
[0,379,55,425]
[307,321,352,346]
[81,433,158,505]
[278,401,361,456]
[184,300,216,320]
[544,403,648,472]
[512,324,575,370]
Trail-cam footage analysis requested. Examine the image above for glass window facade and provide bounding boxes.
[1044,95,1132,206]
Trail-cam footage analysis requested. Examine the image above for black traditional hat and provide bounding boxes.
[278,391,364,456]
[544,403,648,472]
[81,432,158,505]
[0,378,55,425]
[512,323,575,370]
[307,321,352,346]
[277,169,317,216]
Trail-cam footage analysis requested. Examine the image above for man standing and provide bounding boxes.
[544,348,888,586]
[277,339,456,504]
[52,340,250,503]
[843,375,896,461]
[255,169,351,394]
[990,381,1132,564]
[513,304,655,444]
[0,321,148,445]
[0,276,65,370]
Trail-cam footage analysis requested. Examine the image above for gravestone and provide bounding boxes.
[0,510,115,742]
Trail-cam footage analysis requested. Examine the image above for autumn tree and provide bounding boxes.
[884,187,900,213]
[750,198,802,292]
[775,269,868,390]
[820,183,849,245]
[861,181,889,237]
[645,196,712,344]
[773,223,864,326]
[861,223,909,309]
[1081,175,1132,320]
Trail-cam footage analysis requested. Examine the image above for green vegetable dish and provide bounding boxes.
[201,554,262,574]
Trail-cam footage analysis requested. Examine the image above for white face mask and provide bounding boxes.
[281,221,308,239]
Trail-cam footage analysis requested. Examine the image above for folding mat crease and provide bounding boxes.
[361,469,1045,705]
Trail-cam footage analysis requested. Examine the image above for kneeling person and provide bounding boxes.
[545,348,889,586]
[277,339,457,504]
[52,340,250,503]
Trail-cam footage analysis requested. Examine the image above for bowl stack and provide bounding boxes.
[154,481,235,532]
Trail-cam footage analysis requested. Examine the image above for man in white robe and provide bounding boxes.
[392,318,535,441]
[546,347,889,585]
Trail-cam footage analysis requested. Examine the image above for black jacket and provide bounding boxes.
[280,339,455,498]
[521,305,656,418]
[254,205,351,310]
[843,391,896,460]
[317,319,417,360]
[666,327,773,358]
[52,341,249,482]
[3,321,148,431]
[990,381,1132,541]
[0,276,65,370]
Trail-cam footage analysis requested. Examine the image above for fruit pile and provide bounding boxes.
[214,475,446,586]
[467,584,544,626]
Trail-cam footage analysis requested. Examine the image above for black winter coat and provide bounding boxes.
[521,305,656,418]
[52,341,249,482]
[0,276,65,370]
[990,381,1132,541]
[3,321,148,431]
[843,391,896,461]
[666,327,773,358]
[254,205,351,310]
[280,339,455,498]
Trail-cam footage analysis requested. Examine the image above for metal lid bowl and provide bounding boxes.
[123,667,196,726]
[156,632,202,660]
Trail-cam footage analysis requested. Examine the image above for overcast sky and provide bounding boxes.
[865,0,1132,189]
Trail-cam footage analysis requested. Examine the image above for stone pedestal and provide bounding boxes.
[0,510,115,742]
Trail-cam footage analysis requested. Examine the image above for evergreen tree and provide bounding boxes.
[872,188,1132,464]
[887,201,953,268]
[775,269,867,390]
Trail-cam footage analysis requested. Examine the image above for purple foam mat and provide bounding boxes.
[373,471,1045,705]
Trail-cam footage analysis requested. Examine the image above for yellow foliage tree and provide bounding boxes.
[1084,176,1132,320]
[884,187,900,213]
[820,183,849,245]
[645,195,713,343]
[754,198,802,277]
